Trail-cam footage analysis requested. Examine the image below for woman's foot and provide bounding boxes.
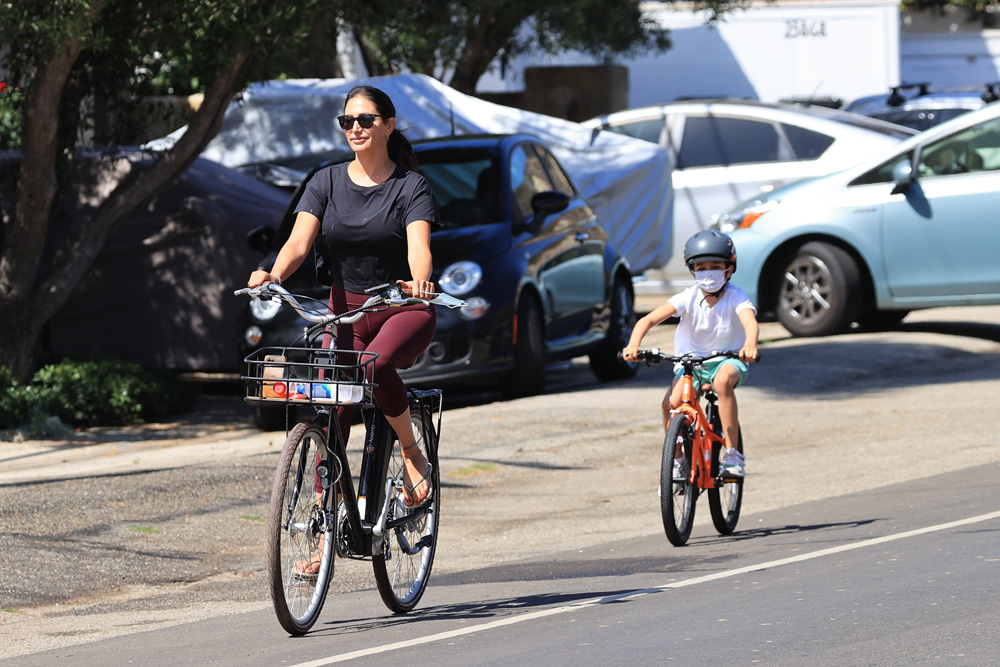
[401,440,432,509]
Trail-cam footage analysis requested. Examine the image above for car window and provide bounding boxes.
[677,116,782,168]
[535,146,577,197]
[510,144,555,221]
[850,151,913,186]
[781,123,835,160]
[603,117,664,143]
[419,156,502,229]
[917,115,1000,177]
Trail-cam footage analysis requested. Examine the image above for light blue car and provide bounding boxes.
[715,101,1000,336]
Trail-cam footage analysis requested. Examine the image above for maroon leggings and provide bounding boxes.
[328,287,436,447]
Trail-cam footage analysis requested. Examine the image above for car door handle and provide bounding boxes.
[575,232,590,242]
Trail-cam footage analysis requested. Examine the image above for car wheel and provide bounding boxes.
[776,242,861,337]
[502,296,545,398]
[589,276,639,382]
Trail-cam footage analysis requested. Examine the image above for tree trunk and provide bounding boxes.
[0,47,253,382]
[448,5,522,95]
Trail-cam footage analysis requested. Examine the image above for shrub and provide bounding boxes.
[1,359,198,431]
[0,366,29,429]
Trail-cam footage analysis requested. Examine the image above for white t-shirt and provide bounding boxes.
[668,284,757,356]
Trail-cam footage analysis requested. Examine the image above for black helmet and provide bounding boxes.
[683,230,737,271]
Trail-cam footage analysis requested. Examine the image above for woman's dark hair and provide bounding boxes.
[345,85,419,171]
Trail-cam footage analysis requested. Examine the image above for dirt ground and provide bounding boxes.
[3,304,1000,660]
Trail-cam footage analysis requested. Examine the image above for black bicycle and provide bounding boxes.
[235,282,465,635]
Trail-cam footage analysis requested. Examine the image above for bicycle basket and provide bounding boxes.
[243,347,378,407]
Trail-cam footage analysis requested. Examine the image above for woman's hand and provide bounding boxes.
[248,270,281,288]
[398,279,435,300]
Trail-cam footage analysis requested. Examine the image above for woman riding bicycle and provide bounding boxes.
[247,84,438,519]
[622,230,759,478]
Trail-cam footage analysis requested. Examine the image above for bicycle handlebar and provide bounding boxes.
[234,282,467,326]
[619,348,761,366]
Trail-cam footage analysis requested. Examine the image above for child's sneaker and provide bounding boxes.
[672,457,686,481]
[720,448,745,478]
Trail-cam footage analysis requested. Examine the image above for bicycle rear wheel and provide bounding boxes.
[267,422,335,635]
[661,415,697,546]
[373,403,440,612]
[708,426,744,535]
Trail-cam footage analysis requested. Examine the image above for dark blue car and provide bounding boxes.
[238,134,637,425]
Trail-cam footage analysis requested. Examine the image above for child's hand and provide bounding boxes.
[739,343,759,363]
[621,345,640,362]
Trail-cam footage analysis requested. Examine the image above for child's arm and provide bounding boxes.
[737,307,759,363]
[622,302,678,361]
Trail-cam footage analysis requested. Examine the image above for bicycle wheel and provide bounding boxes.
[661,415,697,546]
[708,425,744,535]
[373,404,440,612]
[267,421,336,635]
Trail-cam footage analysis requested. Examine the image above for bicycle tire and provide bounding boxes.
[267,421,336,635]
[661,415,697,546]
[708,425,744,536]
[373,403,440,612]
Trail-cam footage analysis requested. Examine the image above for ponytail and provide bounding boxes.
[388,129,419,171]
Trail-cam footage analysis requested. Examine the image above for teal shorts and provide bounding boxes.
[674,357,749,389]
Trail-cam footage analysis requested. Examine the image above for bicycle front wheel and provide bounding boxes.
[708,426,744,535]
[373,403,440,613]
[267,422,335,635]
[661,415,697,546]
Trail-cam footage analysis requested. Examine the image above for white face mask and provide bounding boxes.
[694,270,727,294]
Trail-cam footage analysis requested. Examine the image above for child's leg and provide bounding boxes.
[712,364,741,451]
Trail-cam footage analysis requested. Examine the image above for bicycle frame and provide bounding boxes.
[671,370,726,491]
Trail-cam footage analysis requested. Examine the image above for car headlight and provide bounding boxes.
[439,261,483,297]
[249,296,281,321]
[713,199,780,233]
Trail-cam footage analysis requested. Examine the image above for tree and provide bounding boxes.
[341,0,679,94]
[0,1,322,381]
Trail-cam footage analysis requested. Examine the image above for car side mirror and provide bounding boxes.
[531,190,570,218]
[247,225,276,253]
[890,160,914,195]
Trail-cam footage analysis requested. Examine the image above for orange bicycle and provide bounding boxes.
[638,349,752,546]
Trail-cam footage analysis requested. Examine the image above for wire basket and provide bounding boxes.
[243,347,378,407]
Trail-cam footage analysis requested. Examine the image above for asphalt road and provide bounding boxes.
[2,303,1000,662]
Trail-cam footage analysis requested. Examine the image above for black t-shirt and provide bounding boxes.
[295,162,439,292]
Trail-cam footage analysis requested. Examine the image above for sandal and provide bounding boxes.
[293,555,322,578]
[400,440,433,509]
[402,463,433,509]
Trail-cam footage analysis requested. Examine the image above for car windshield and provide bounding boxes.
[417,150,503,229]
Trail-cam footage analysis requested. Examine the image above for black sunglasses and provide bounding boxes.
[337,113,383,130]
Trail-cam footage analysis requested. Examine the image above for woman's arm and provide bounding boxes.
[247,211,320,287]
[400,219,434,298]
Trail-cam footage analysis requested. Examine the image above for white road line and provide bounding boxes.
[291,509,1000,666]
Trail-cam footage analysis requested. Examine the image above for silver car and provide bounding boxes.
[583,99,915,285]
[717,100,1000,337]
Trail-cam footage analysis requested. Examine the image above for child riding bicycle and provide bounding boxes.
[622,230,759,478]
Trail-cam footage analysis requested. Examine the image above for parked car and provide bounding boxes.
[581,99,915,285]
[844,82,999,132]
[713,101,1000,337]
[239,134,638,425]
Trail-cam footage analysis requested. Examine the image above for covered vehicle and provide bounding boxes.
[152,73,673,276]
[239,134,637,425]
[0,152,292,371]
